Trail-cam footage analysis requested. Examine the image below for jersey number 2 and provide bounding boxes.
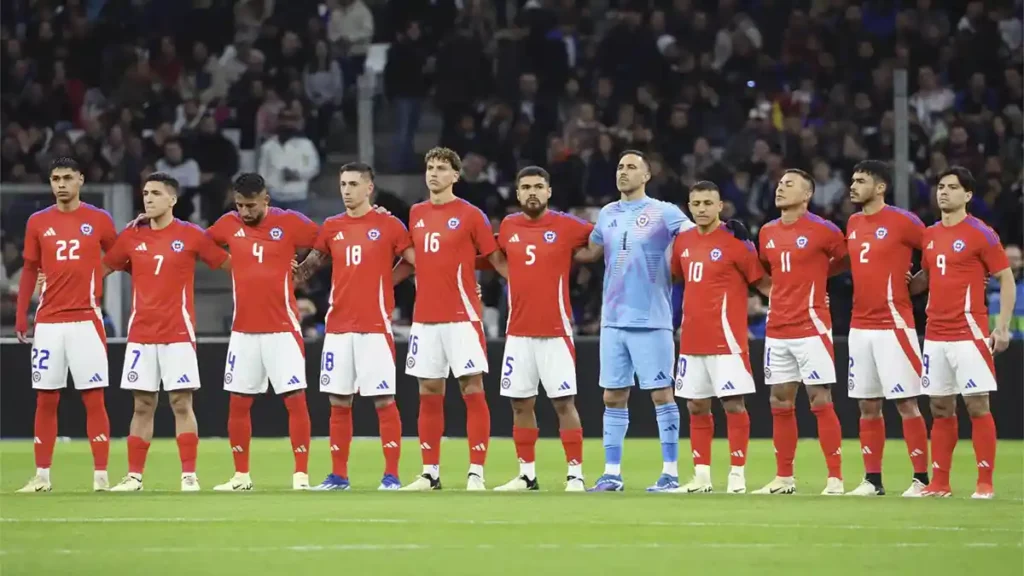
[859,242,870,263]
[56,239,80,261]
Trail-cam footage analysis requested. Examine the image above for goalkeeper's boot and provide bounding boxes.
[646,473,680,492]
[494,475,539,492]
[588,474,624,492]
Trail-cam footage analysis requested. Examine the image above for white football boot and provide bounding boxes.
[752,476,796,495]
[110,474,144,492]
[213,472,253,491]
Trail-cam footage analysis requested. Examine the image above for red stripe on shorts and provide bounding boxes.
[893,329,923,376]
[970,338,997,377]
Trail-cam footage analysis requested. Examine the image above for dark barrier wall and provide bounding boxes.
[1,340,1021,440]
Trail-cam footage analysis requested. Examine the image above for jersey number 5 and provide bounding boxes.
[525,245,536,265]
[56,239,80,261]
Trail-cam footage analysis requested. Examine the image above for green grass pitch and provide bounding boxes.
[1,438,1021,576]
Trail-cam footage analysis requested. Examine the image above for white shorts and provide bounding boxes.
[319,332,397,397]
[223,332,307,395]
[674,353,755,399]
[121,342,201,393]
[405,322,488,380]
[764,335,836,385]
[499,336,577,399]
[921,339,997,397]
[847,328,922,400]
[31,321,108,390]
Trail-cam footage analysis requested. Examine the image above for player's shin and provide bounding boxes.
[33,391,60,478]
[811,402,843,480]
[970,410,996,488]
[655,401,681,476]
[725,408,750,468]
[602,406,629,476]
[512,425,539,480]
[902,415,930,481]
[169,391,199,476]
[329,402,353,478]
[418,392,445,478]
[688,411,713,481]
[227,394,254,474]
[770,405,798,477]
[376,400,402,478]
[929,413,958,490]
[284,391,311,474]
[463,389,490,476]
[858,414,885,481]
[81,389,110,473]
[554,398,584,480]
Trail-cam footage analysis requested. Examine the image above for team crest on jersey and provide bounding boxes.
[953,239,966,252]
[636,214,650,227]
[796,236,808,248]
[875,227,888,239]
[447,217,460,230]
[270,227,284,240]
[80,223,93,236]
[367,228,381,241]
[171,240,184,252]
[543,230,557,243]
[710,248,723,261]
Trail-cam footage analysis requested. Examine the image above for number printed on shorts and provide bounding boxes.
[922,353,930,375]
[410,335,419,355]
[130,349,141,370]
[32,348,51,370]
[55,239,80,261]
[227,352,237,372]
[322,351,335,372]
[503,356,514,376]
[676,356,687,378]
[765,348,772,367]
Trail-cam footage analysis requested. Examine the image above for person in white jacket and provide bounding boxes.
[258,111,321,213]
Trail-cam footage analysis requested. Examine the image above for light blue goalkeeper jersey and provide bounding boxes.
[590,196,694,330]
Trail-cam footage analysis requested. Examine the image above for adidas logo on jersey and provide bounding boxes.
[890,383,905,394]
[288,376,301,385]
[88,373,104,383]
[926,240,934,249]
[376,381,389,390]
[558,381,571,391]
[848,231,857,239]
[414,220,425,229]
[177,375,191,384]
[721,381,736,391]
[681,249,689,257]
[333,231,345,241]
[44,228,56,237]
[509,234,520,243]
[135,243,148,252]
[766,239,776,249]
[234,229,245,238]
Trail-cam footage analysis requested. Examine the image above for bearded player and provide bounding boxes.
[671,181,772,494]
[490,167,591,492]
[293,162,412,491]
[207,173,319,491]
[844,160,931,497]
[16,157,116,493]
[401,147,508,491]
[574,150,695,492]
[908,167,1015,499]
[753,169,849,496]
[102,173,231,492]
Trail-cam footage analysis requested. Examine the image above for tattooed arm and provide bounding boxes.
[294,249,328,285]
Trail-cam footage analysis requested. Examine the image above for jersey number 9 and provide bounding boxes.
[935,254,946,276]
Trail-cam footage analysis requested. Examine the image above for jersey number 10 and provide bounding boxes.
[687,261,703,282]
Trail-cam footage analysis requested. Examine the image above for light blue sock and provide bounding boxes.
[655,403,680,468]
[603,407,630,472]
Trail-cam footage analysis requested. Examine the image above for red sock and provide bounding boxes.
[127,435,150,475]
[971,413,996,485]
[329,405,353,478]
[902,415,929,474]
[771,407,797,477]
[176,433,198,474]
[690,413,713,466]
[34,391,60,469]
[418,394,444,466]
[859,417,885,474]
[463,392,490,466]
[513,426,539,464]
[376,402,402,477]
[228,394,253,473]
[81,389,109,471]
[930,415,958,487]
[560,427,583,466]
[284,392,311,474]
[812,403,843,479]
[726,411,750,467]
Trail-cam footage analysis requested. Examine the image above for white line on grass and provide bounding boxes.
[0,541,1021,556]
[1,517,1020,534]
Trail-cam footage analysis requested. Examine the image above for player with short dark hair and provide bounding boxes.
[844,160,931,497]
[401,147,509,491]
[491,166,591,492]
[753,168,850,496]
[207,172,320,491]
[103,173,231,492]
[908,166,1015,499]
[292,162,413,491]
[16,157,117,493]
[671,181,772,494]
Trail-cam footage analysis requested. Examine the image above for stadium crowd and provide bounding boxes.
[1,0,1022,337]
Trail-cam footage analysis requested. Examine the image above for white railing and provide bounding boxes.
[0,183,134,335]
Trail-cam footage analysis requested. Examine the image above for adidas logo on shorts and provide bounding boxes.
[721,381,736,391]
[376,381,389,390]
[177,375,191,384]
[88,373,104,383]
[288,376,301,385]
[558,382,571,391]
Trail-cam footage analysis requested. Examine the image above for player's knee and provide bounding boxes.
[768,391,794,410]
[329,394,355,408]
[603,388,629,408]
[858,399,883,419]
[132,392,157,416]
[806,385,833,407]
[418,378,445,395]
[721,397,746,414]
[963,395,991,418]
[550,397,575,416]
[168,392,193,417]
[649,387,674,405]
[686,399,711,416]
[510,397,535,416]
[928,396,956,418]
[894,398,921,419]
[458,374,484,395]
[372,396,394,410]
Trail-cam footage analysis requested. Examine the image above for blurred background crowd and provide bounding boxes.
[1,0,1022,339]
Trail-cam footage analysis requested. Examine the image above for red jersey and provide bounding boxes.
[409,198,498,323]
[21,203,117,324]
[499,210,593,337]
[672,226,764,355]
[314,211,412,334]
[758,213,847,339]
[847,206,925,330]
[104,220,228,343]
[922,216,1009,341]
[207,208,319,334]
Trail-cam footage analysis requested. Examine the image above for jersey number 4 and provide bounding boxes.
[252,242,264,264]
[55,239,80,261]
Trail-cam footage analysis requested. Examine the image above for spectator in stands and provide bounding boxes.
[304,39,344,150]
[190,114,240,221]
[988,244,1023,339]
[810,158,846,217]
[385,20,431,173]
[155,139,202,221]
[258,110,320,213]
